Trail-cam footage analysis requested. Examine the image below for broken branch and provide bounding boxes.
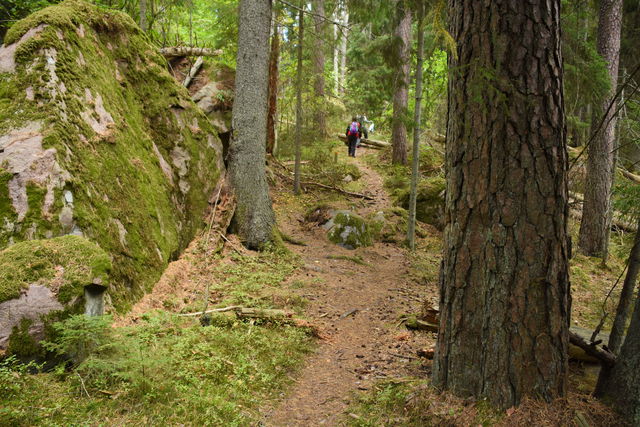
[160,47,222,58]
[569,331,616,367]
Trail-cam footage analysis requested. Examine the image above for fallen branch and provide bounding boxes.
[160,47,222,58]
[183,56,203,88]
[569,331,616,367]
[337,134,390,148]
[274,169,374,200]
[179,305,243,317]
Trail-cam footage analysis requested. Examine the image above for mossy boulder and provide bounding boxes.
[0,1,223,311]
[396,176,446,230]
[323,210,372,250]
[0,235,111,353]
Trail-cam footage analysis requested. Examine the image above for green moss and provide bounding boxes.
[0,235,111,304]
[7,318,44,359]
[396,176,446,230]
[0,0,222,311]
[327,211,373,249]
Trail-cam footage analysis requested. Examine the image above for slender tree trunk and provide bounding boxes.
[391,1,411,165]
[139,0,148,32]
[312,0,327,136]
[407,2,425,251]
[433,0,570,409]
[266,12,280,155]
[228,0,276,249]
[293,7,304,195]
[339,4,348,97]
[333,7,340,96]
[578,0,623,258]
[596,281,640,423]
[607,218,640,354]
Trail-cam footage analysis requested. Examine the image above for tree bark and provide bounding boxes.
[606,218,640,355]
[228,0,276,249]
[578,0,623,258]
[293,6,304,195]
[333,5,340,96]
[391,1,411,166]
[338,3,348,97]
[139,0,148,32]
[596,282,640,424]
[312,0,327,136]
[433,0,570,409]
[266,13,280,155]
[407,2,425,251]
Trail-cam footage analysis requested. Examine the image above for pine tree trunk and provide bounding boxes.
[266,13,280,155]
[293,7,304,195]
[578,0,623,258]
[433,0,570,409]
[391,1,411,166]
[312,0,327,136]
[606,218,640,354]
[228,0,276,249]
[596,284,640,424]
[407,3,425,251]
[339,5,348,97]
[333,7,340,96]
[139,0,148,32]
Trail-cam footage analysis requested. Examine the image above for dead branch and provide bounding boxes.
[160,47,222,58]
[183,56,203,88]
[273,169,374,200]
[569,331,616,367]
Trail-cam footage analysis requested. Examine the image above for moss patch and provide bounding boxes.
[396,176,446,230]
[0,235,111,304]
[326,211,373,249]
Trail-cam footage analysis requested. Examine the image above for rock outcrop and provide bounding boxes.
[0,0,223,339]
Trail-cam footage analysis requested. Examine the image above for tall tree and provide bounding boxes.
[266,9,280,155]
[293,5,304,195]
[433,0,570,409]
[140,0,148,32]
[407,0,425,250]
[391,0,411,165]
[228,0,276,249]
[596,272,640,424]
[578,0,623,258]
[312,0,327,136]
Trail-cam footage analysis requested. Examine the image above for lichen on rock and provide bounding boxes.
[0,0,223,312]
[324,210,372,250]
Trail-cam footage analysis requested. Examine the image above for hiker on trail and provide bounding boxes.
[346,117,362,157]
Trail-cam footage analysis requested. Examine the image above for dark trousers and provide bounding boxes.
[348,137,358,157]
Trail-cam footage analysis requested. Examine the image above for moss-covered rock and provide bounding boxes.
[396,177,446,230]
[324,210,372,250]
[0,0,223,311]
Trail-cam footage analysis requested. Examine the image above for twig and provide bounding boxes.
[76,372,91,398]
[179,305,243,317]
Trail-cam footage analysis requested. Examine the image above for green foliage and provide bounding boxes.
[0,356,41,399]
[614,180,640,222]
[42,314,113,365]
[0,235,111,304]
[1,312,313,426]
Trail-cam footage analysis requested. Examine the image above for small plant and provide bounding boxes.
[42,314,113,366]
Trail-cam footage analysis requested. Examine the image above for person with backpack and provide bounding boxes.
[345,117,362,157]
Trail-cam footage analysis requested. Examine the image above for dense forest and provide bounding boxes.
[1,0,640,425]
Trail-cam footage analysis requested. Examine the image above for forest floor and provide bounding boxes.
[262,152,437,426]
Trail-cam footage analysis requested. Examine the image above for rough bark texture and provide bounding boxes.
[433,0,570,409]
[391,1,411,166]
[312,0,327,136]
[597,288,640,424]
[228,0,276,249]
[338,4,348,97]
[578,0,623,258]
[607,218,640,354]
[407,3,425,250]
[266,15,280,155]
[293,7,304,195]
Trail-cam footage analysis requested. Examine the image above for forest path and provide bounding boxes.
[263,152,436,426]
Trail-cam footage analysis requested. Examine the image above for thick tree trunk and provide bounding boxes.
[407,3,425,251]
[293,7,304,195]
[578,0,623,258]
[139,0,148,32]
[266,14,280,155]
[433,0,570,409]
[391,1,411,165]
[228,0,276,249]
[312,0,327,136]
[606,218,640,355]
[596,284,640,424]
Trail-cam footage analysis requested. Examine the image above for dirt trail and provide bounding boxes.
[263,155,437,426]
